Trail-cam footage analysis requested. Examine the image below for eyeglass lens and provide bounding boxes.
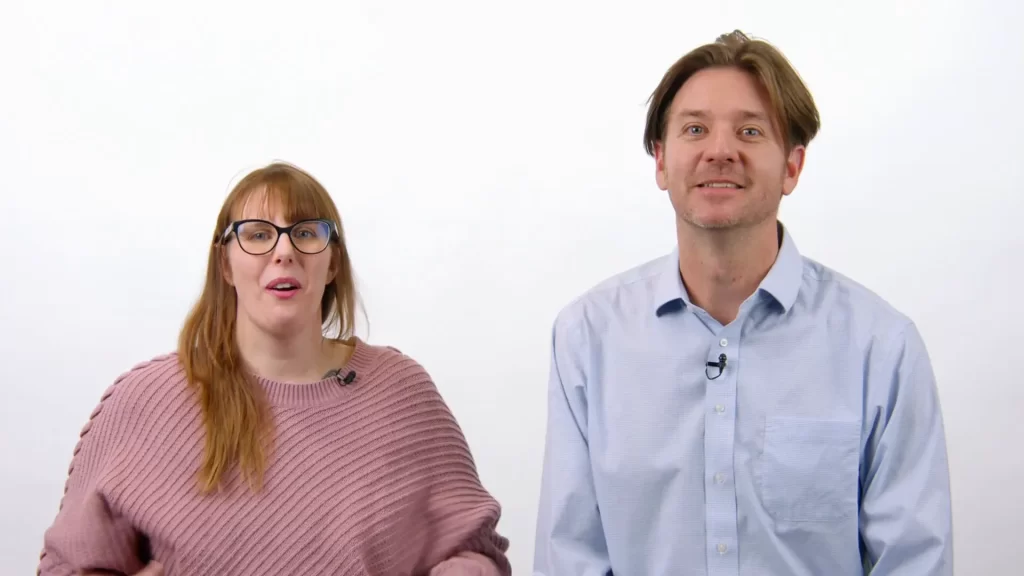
[236,220,331,254]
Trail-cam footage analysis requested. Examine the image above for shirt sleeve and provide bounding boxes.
[860,321,954,574]
[532,316,612,576]
[38,379,149,576]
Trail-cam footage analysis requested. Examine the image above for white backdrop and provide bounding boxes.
[2,0,1022,573]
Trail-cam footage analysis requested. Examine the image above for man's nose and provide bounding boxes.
[704,130,739,163]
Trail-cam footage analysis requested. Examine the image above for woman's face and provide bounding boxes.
[222,191,336,339]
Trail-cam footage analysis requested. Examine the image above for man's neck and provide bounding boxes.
[676,219,781,325]
[235,320,330,384]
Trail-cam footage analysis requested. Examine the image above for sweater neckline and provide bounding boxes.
[251,337,378,408]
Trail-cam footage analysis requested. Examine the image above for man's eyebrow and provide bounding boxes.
[675,109,710,120]
[736,110,771,123]
[675,109,771,123]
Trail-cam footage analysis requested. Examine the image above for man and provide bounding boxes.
[533,30,953,575]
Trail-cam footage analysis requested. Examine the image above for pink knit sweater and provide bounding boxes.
[38,339,510,575]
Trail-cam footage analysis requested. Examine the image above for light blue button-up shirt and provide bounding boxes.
[533,225,953,575]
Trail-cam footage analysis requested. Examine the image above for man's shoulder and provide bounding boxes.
[553,251,674,333]
[801,256,918,339]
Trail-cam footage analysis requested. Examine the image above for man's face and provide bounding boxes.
[654,66,805,231]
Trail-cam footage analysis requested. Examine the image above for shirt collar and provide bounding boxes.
[654,221,803,317]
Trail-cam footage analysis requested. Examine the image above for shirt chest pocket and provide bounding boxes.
[755,416,861,523]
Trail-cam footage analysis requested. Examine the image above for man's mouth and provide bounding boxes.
[697,180,744,189]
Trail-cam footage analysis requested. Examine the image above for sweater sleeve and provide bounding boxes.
[38,374,149,576]
[394,360,512,576]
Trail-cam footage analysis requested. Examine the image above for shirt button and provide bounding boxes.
[714,472,726,484]
[719,338,728,347]
[714,404,725,414]
[717,543,728,554]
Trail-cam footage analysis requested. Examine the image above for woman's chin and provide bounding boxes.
[257,313,316,339]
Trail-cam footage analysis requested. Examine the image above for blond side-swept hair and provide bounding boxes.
[643,30,821,155]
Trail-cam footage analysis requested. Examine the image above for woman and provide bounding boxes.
[38,162,511,575]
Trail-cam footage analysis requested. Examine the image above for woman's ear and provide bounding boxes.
[326,250,339,285]
[220,248,235,286]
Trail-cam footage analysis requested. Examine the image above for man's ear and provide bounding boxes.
[781,144,806,197]
[654,140,669,191]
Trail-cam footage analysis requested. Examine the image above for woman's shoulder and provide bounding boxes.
[90,352,192,421]
[350,340,456,410]
[61,353,193,466]
[366,341,421,367]
[107,351,187,392]
[359,341,435,388]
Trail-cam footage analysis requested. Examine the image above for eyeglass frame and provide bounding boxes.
[217,218,341,256]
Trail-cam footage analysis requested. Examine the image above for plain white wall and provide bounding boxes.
[2,0,1022,573]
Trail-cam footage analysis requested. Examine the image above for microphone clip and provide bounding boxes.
[705,353,727,380]
[325,369,356,386]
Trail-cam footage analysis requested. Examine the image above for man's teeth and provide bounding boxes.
[701,182,739,188]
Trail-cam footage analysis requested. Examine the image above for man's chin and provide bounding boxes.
[678,206,776,231]
[680,212,743,230]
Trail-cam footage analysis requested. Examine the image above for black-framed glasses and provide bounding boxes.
[219,218,339,255]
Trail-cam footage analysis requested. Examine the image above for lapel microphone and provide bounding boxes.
[705,353,728,380]
[324,369,357,386]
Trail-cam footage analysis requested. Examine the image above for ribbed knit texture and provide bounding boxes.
[38,339,511,575]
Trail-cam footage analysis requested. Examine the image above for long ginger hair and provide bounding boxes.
[177,161,358,493]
